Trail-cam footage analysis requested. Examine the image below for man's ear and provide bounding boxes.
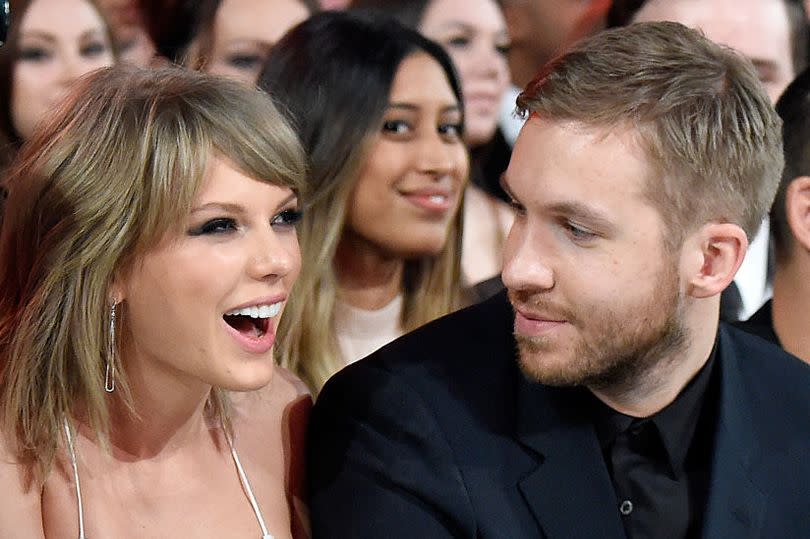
[786,176,810,253]
[683,223,748,299]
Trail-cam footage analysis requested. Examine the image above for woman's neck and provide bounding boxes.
[103,338,215,460]
[334,233,403,310]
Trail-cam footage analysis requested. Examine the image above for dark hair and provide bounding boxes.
[773,65,810,260]
[617,0,809,75]
[349,0,431,29]
[0,0,35,159]
[139,0,320,64]
[259,10,466,391]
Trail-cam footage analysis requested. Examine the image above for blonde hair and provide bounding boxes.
[517,21,784,247]
[263,12,466,393]
[0,65,306,482]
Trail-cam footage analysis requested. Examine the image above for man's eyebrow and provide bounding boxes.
[546,201,616,231]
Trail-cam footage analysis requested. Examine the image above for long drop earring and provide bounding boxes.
[105,302,117,393]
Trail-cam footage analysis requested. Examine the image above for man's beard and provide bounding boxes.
[511,262,688,392]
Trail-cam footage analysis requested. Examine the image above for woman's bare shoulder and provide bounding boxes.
[230,365,311,452]
[0,431,46,537]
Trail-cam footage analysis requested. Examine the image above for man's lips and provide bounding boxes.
[513,307,568,336]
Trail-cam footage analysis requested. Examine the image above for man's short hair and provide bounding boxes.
[517,21,783,246]
[772,66,810,260]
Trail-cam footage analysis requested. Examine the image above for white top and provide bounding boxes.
[62,417,274,539]
[334,295,403,365]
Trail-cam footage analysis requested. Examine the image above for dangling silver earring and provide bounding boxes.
[105,302,117,393]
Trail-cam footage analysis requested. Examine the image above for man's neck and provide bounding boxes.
[589,304,719,417]
[772,259,810,364]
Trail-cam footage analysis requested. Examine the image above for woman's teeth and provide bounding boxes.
[225,302,282,318]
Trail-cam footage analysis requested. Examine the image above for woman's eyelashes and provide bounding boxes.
[382,118,462,140]
[272,208,303,228]
[188,208,302,236]
[18,45,50,62]
[189,217,239,236]
[80,40,108,57]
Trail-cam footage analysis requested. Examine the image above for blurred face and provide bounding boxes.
[346,52,468,259]
[502,119,687,389]
[117,158,302,392]
[206,0,309,84]
[509,0,602,66]
[96,0,156,66]
[11,0,115,140]
[420,0,511,147]
[634,0,794,103]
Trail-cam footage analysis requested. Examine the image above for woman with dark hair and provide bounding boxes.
[140,0,316,83]
[351,0,514,289]
[260,11,469,392]
[0,0,116,170]
[0,65,310,537]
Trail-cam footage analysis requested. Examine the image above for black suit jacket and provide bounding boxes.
[308,292,810,538]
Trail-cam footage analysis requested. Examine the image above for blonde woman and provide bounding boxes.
[259,11,469,393]
[0,66,310,538]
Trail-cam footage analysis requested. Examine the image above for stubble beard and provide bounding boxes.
[513,263,689,392]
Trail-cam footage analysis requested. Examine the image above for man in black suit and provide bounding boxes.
[308,21,810,538]
[736,67,810,364]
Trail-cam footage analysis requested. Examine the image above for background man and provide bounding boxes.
[308,21,810,538]
[737,67,810,363]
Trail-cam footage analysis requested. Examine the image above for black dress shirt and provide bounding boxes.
[590,346,719,539]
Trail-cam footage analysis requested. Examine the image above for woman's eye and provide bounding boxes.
[446,36,470,49]
[18,47,50,61]
[80,41,107,57]
[496,43,512,56]
[439,123,463,139]
[189,218,238,236]
[382,120,411,135]
[226,53,262,70]
[272,208,303,228]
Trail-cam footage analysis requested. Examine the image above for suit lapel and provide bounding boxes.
[702,327,765,538]
[515,376,627,539]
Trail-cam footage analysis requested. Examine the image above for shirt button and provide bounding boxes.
[619,500,634,516]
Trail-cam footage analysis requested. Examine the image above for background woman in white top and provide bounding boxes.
[260,11,469,392]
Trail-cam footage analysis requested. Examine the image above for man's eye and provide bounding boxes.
[382,120,411,135]
[188,218,238,236]
[565,222,595,241]
[272,209,303,228]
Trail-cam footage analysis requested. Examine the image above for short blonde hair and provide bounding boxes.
[0,65,306,481]
[517,21,784,246]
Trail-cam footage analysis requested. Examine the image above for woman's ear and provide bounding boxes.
[683,222,748,299]
[786,176,810,254]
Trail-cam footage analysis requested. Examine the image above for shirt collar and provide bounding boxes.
[591,337,719,476]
